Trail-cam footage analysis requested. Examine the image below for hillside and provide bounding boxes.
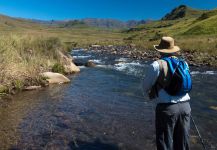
[0,14,45,31]
[126,5,217,38]
[162,5,204,20]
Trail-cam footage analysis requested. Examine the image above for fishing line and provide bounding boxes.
[190,115,207,150]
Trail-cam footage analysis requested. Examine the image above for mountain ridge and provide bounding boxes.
[162,5,205,20]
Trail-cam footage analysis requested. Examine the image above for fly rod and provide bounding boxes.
[190,115,207,150]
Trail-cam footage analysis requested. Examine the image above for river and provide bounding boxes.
[0,49,216,150]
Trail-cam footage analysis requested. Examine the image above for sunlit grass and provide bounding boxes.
[0,34,64,93]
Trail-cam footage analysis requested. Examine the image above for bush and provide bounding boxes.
[52,63,66,74]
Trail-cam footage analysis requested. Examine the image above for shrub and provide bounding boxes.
[52,63,66,74]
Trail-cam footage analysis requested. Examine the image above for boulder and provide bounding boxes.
[210,106,217,111]
[24,86,42,91]
[41,72,70,84]
[58,51,80,73]
[64,62,80,73]
[74,61,85,66]
[85,60,96,67]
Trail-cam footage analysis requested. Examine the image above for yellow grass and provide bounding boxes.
[0,34,65,93]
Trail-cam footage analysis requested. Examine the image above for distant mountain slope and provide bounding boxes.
[0,13,151,31]
[0,14,44,30]
[30,18,151,29]
[162,5,204,20]
[197,8,217,20]
[185,15,217,34]
[81,18,150,28]
[81,18,125,28]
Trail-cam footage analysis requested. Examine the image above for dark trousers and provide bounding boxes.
[155,102,191,150]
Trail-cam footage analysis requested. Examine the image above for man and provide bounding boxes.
[143,37,191,150]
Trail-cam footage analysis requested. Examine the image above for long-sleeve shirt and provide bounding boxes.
[143,61,190,104]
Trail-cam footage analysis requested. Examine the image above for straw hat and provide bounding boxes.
[154,37,180,53]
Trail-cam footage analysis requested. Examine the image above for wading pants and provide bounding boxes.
[155,102,191,150]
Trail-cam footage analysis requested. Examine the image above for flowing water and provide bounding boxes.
[0,49,217,150]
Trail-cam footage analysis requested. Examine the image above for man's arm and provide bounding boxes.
[142,61,160,97]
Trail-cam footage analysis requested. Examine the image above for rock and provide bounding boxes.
[91,45,101,48]
[58,51,80,73]
[66,54,75,62]
[210,106,217,111]
[24,86,41,91]
[111,51,117,55]
[64,62,80,74]
[129,44,136,47]
[41,72,70,84]
[74,61,85,66]
[85,60,96,67]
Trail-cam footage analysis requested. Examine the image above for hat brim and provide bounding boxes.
[154,45,180,53]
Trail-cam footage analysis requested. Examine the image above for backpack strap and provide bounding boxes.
[156,59,170,88]
[148,59,170,99]
[163,57,180,75]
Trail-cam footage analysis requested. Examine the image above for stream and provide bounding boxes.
[0,49,217,150]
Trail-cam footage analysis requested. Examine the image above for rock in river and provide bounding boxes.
[41,72,70,84]
[24,86,42,91]
[64,62,80,74]
[85,60,96,67]
[58,51,80,73]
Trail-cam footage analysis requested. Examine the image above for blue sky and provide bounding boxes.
[0,0,217,21]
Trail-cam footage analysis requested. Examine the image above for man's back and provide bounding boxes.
[142,37,191,150]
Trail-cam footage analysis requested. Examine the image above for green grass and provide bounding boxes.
[197,9,217,20]
[185,15,217,35]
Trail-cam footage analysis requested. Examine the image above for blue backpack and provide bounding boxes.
[162,57,192,96]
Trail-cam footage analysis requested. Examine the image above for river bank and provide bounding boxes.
[84,45,217,68]
[0,35,81,97]
[0,49,216,149]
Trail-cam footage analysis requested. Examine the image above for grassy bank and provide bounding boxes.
[0,34,67,95]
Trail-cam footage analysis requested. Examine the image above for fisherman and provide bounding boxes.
[143,37,191,150]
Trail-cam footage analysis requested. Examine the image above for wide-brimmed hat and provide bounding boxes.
[154,37,180,53]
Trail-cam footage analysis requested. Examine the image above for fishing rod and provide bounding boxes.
[190,115,207,150]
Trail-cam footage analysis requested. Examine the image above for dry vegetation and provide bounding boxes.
[0,34,66,94]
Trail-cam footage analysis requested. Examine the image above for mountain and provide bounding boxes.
[125,4,217,35]
[162,5,204,20]
[0,14,45,30]
[0,13,151,31]
[29,18,151,29]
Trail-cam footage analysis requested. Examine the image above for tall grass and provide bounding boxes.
[0,34,65,93]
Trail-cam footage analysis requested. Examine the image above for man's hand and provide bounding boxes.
[148,86,157,99]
